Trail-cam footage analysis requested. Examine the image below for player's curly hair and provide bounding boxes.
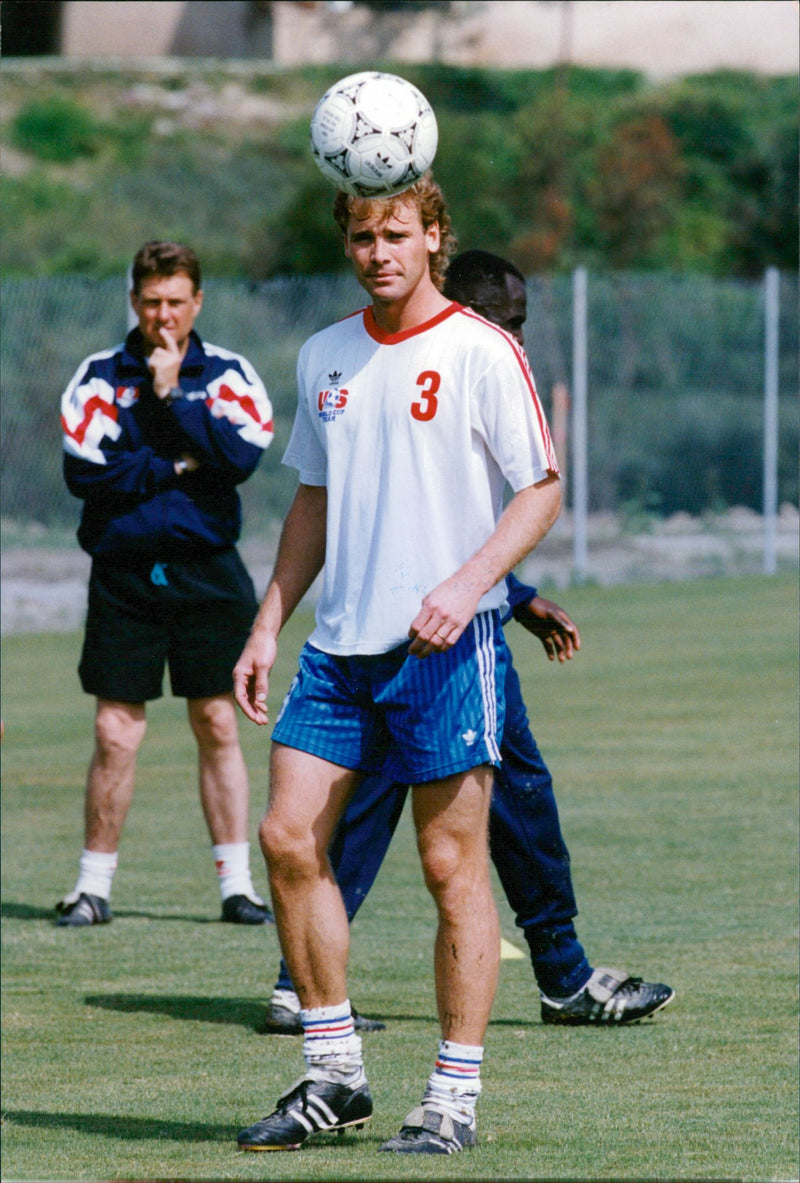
[333,173,457,291]
[131,241,202,294]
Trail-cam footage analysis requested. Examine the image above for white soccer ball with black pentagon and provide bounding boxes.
[310,71,438,197]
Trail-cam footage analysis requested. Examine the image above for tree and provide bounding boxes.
[588,114,683,268]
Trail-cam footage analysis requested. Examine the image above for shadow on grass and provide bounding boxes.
[84,993,431,1031]
[0,901,55,920]
[85,993,266,1029]
[2,1108,383,1150]
[1,1108,236,1142]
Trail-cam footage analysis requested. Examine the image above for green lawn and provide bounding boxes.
[1,574,798,1181]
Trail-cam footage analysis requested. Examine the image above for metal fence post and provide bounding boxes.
[126,267,137,331]
[572,266,588,584]
[763,266,780,575]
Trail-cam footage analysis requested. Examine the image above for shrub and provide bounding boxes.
[12,96,97,163]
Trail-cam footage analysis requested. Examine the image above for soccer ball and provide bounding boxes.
[310,71,438,197]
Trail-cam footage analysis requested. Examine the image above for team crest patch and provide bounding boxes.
[317,370,349,422]
[115,385,140,407]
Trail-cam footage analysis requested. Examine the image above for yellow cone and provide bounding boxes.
[500,937,526,960]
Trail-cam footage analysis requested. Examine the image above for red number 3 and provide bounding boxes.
[411,370,440,422]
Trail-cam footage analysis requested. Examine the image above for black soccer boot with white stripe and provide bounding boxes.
[540,966,675,1025]
[55,892,112,927]
[379,1105,477,1155]
[237,1075,373,1151]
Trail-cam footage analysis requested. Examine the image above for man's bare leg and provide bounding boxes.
[378,764,499,1152]
[260,742,362,1008]
[237,743,372,1151]
[188,693,270,919]
[188,694,250,844]
[56,699,146,924]
[84,699,147,851]
[412,764,500,1043]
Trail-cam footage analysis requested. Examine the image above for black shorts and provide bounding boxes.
[78,549,259,703]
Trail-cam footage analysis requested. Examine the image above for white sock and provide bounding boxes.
[301,1000,365,1086]
[73,848,118,900]
[422,1040,483,1126]
[212,842,262,902]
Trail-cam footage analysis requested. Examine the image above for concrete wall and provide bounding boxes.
[58,0,800,78]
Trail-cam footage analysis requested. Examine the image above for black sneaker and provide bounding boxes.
[541,967,675,1025]
[259,1000,386,1035]
[237,1076,373,1151]
[379,1106,476,1155]
[221,894,274,925]
[55,893,112,927]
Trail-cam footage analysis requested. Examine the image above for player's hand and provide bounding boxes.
[407,576,482,658]
[233,628,277,725]
[513,595,582,662]
[148,328,182,397]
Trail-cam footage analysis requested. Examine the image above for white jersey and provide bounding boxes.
[283,301,559,655]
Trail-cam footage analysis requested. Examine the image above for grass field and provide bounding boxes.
[1,574,798,1182]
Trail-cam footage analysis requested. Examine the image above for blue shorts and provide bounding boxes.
[272,610,508,784]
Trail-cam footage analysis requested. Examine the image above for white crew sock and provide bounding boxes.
[73,848,118,900]
[301,1000,365,1086]
[422,1040,483,1126]
[212,842,262,902]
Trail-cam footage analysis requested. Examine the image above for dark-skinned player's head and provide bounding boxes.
[443,249,527,345]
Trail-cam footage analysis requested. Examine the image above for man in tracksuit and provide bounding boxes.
[56,240,275,928]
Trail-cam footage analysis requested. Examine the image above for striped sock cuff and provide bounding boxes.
[424,1039,484,1122]
[301,1000,356,1059]
[434,1039,484,1084]
[301,1001,355,1041]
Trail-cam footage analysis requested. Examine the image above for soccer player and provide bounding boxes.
[233,176,560,1155]
[262,250,675,1032]
[56,241,275,928]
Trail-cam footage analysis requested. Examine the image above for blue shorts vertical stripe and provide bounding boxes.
[473,612,501,764]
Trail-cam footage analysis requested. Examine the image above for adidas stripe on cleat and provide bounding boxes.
[379,1105,477,1155]
[237,1076,373,1151]
[540,967,675,1025]
[55,892,112,927]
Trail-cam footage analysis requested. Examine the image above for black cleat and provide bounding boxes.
[221,894,274,925]
[379,1106,476,1155]
[55,893,112,927]
[259,1000,385,1035]
[541,967,675,1025]
[237,1076,373,1151]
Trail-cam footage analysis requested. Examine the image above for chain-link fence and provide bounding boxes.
[2,268,797,553]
